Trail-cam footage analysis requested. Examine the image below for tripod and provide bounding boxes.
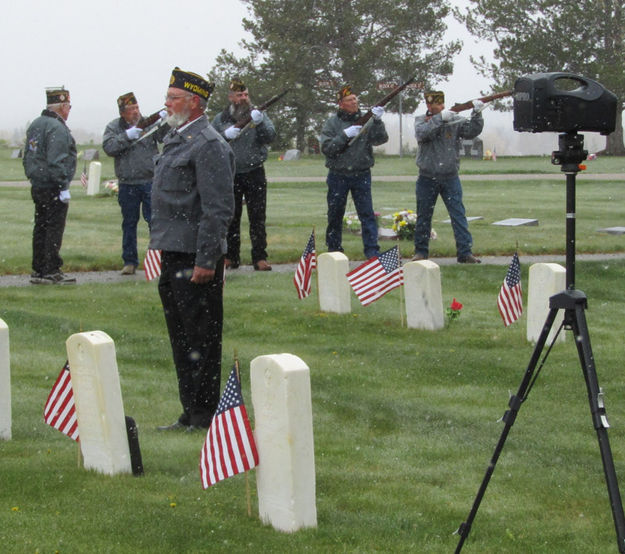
[455,132,625,553]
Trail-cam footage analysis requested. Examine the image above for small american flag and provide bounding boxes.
[293,230,316,299]
[43,361,79,441]
[199,365,259,488]
[498,252,523,326]
[80,171,87,188]
[346,246,403,306]
[144,249,162,281]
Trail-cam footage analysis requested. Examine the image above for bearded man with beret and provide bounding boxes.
[413,90,484,264]
[103,92,168,275]
[320,85,388,260]
[23,87,77,284]
[211,78,276,271]
[151,68,235,432]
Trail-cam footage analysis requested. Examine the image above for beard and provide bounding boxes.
[230,100,252,123]
[165,105,192,128]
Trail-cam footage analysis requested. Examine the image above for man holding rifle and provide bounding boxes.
[211,78,276,271]
[320,85,388,260]
[103,92,168,275]
[413,90,484,264]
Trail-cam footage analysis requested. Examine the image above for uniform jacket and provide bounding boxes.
[211,108,276,174]
[320,109,388,175]
[149,116,235,270]
[102,117,168,184]
[414,111,483,178]
[23,110,77,190]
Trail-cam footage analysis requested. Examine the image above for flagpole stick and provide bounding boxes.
[313,227,321,312]
[398,244,405,327]
[234,353,253,518]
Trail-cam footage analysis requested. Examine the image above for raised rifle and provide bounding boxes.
[450,90,513,113]
[136,108,165,130]
[233,88,290,136]
[346,75,418,147]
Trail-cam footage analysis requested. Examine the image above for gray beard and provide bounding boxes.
[166,109,190,128]
[230,102,251,123]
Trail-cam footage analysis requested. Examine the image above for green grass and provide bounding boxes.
[2,261,625,552]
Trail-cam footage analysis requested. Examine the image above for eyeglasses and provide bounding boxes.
[165,94,191,102]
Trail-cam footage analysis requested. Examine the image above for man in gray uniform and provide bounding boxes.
[151,67,235,432]
[413,90,484,263]
[211,78,275,271]
[103,92,168,275]
[23,87,77,284]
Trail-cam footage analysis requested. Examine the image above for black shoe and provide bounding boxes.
[46,271,77,284]
[186,425,208,433]
[157,421,188,431]
[30,273,54,285]
[457,254,481,264]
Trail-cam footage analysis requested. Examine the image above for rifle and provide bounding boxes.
[450,90,513,113]
[346,75,417,147]
[137,108,165,130]
[233,88,290,132]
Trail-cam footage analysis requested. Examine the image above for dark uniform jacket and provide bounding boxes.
[23,110,77,190]
[320,109,388,175]
[149,116,235,270]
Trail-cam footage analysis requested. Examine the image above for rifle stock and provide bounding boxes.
[137,109,165,130]
[450,90,513,113]
[234,88,290,129]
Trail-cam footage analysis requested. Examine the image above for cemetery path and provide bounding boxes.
[1,253,624,287]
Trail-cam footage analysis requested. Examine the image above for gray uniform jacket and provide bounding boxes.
[211,108,276,174]
[102,117,168,184]
[149,116,235,270]
[414,111,483,178]
[320,110,388,175]
[23,110,77,190]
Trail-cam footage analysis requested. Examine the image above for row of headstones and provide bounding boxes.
[320,252,566,342]
[0,326,316,533]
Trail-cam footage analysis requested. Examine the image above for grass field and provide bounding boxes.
[1,148,625,552]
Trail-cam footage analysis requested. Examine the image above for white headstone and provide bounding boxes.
[492,218,538,227]
[404,260,445,330]
[317,252,351,314]
[66,331,131,475]
[251,353,317,533]
[527,263,566,344]
[0,318,11,440]
[283,149,301,161]
[86,161,101,196]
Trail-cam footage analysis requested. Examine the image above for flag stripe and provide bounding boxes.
[498,253,523,326]
[346,246,403,306]
[43,362,79,441]
[294,230,316,299]
[144,249,162,281]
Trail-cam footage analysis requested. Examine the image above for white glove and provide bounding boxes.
[440,109,454,122]
[251,109,263,124]
[343,125,362,138]
[371,106,384,120]
[125,126,142,140]
[472,99,485,113]
[59,190,71,203]
[159,109,168,119]
[224,126,241,140]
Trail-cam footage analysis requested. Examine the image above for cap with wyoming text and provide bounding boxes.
[46,87,70,104]
[117,92,137,111]
[424,91,444,104]
[169,67,214,100]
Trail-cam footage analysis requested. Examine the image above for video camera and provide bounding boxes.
[513,72,617,135]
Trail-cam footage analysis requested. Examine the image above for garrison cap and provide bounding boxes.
[229,77,247,92]
[337,84,354,102]
[169,67,214,100]
[117,92,138,111]
[46,87,70,105]
[424,90,445,104]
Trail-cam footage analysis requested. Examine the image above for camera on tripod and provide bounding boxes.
[513,72,617,135]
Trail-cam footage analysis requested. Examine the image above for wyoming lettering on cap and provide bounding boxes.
[46,87,70,105]
[169,67,214,100]
[424,91,445,104]
[117,92,138,110]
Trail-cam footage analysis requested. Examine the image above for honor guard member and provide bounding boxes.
[103,92,168,275]
[211,78,276,271]
[151,67,235,432]
[320,85,388,259]
[413,90,484,263]
[23,87,77,284]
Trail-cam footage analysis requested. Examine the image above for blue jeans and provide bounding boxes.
[118,182,152,266]
[414,174,473,258]
[326,171,379,259]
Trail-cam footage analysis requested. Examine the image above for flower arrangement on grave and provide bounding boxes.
[392,210,417,240]
[446,298,463,326]
[102,180,119,196]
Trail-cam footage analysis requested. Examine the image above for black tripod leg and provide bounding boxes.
[455,307,560,553]
[571,303,625,553]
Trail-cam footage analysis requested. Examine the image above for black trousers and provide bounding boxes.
[226,166,268,265]
[31,187,68,276]
[158,252,225,427]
